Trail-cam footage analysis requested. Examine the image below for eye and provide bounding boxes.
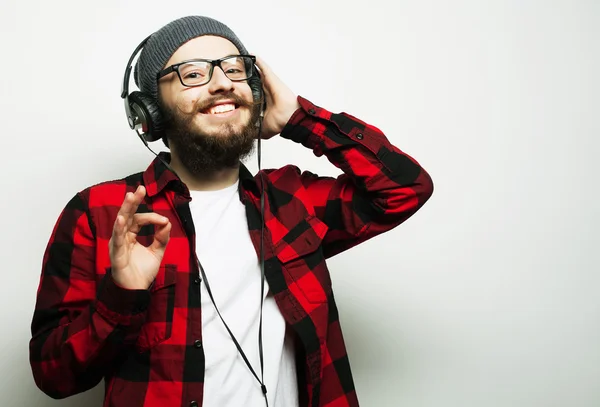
[179,62,210,79]
[225,68,243,74]
[183,71,205,79]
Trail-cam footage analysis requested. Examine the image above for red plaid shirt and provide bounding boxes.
[30,96,433,407]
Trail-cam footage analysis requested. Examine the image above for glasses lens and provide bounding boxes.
[179,61,212,86]
[221,56,254,81]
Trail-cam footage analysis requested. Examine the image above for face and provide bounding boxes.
[157,35,261,174]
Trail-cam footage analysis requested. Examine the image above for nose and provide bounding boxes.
[207,66,235,94]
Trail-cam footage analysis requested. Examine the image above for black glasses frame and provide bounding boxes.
[156,55,256,87]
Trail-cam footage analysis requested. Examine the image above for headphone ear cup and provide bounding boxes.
[128,91,165,143]
[248,66,264,106]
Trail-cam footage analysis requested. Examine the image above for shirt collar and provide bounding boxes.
[142,151,260,199]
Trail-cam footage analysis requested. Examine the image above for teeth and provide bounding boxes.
[208,104,235,114]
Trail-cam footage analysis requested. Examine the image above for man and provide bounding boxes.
[29,15,433,407]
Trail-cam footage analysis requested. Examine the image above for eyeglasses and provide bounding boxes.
[157,55,256,87]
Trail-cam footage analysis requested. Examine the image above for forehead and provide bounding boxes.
[165,35,240,66]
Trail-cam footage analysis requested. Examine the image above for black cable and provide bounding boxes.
[142,110,269,407]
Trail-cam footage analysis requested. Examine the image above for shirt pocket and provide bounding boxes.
[135,264,177,353]
[274,215,332,304]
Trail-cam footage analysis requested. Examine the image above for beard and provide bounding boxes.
[160,91,261,175]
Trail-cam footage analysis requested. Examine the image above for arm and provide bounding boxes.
[254,57,433,258]
[29,192,151,398]
[281,96,434,257]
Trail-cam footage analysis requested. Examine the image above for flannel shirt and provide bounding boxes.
[29,96,434,407]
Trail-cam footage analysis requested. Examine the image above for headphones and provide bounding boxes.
[120,35,265,146]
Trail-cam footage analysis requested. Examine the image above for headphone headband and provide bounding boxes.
[121,35,150,99]
[122,36,152,134]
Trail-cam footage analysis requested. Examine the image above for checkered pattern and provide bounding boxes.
[29,96,434,407]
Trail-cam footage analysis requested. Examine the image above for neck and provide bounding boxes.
[168,152,240,191]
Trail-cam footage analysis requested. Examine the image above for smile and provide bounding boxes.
[200,102,241,118]
[208,103,236,114]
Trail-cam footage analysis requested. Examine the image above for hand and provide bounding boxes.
[108,185,172,290]
[254,56,301,139]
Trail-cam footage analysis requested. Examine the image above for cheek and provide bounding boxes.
[174,89,203,115]
[241,84,254,103]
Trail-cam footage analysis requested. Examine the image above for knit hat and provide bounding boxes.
[134,16,248,101]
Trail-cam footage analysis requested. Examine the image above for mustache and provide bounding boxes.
[194,92,254,113]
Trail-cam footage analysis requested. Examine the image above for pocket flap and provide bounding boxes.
[150,264,177,291]
[274,216,328,263]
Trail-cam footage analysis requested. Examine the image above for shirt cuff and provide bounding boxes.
[95,271,151,325]
[280,96,330,148]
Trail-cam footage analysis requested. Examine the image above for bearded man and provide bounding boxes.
[29,15,434,407]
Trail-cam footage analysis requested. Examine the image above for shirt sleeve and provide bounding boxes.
[29,191,150,398]
[279,96,434,258]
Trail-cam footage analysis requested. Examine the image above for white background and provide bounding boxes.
[1,0,598,406]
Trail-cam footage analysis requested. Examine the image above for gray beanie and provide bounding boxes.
[134,16,248,101]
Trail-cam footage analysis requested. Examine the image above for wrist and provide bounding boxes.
[111,270,153,291]
[278,98,301,130]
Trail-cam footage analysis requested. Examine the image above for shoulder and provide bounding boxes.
[257,164,310,193]
[259,164,322,185]
[255,164,334,217]
[74,171,145,208]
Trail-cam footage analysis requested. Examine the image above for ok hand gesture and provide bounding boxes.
[108,186,172,290]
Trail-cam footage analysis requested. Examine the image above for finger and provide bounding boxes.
[117,192,134,222]
[254,56,271,75]
[110,214,126,247]
[119,189,146,235]
[128,213,169,234]
[126,186,146,221]
[255,56,280,107]
[150,220,172,253]
[133,185,146,201]
[109,215,128,267]
[255,56,283,87]
[117,193,137,229]
[254,56,271,87]
[118,186,146,224]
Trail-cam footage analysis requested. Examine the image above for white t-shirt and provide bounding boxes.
[189,180,299,407]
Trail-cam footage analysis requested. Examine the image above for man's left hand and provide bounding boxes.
[254,57,301,139]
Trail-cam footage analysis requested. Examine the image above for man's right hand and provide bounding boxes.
[109,185,172,290]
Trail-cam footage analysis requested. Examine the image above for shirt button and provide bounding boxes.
[190,401,198,407]
[194,278,200,285]
[308,108,316,114]
[356,133,364,140]
[194,340,202,348]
